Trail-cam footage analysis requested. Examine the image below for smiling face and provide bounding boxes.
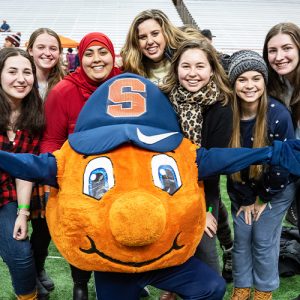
[1,55,34,103]
[81,45,114,82]
[47,139,205,273]
[235,70,265,106]
[28,33,60,72]
[177,48,213,93]
[137,19,167,62]
[267,33,299,80]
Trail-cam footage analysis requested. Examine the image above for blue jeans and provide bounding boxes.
[0,201,36,295]
[94,256,225,300]
[230,182,295,291]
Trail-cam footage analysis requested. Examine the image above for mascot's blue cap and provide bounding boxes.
[69,73,183,155]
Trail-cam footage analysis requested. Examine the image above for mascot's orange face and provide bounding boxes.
[47,138,205,273]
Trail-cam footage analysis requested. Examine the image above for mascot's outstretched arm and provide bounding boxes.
[0,151,58,187]
[0,140,299,187]
[197,140,300,179]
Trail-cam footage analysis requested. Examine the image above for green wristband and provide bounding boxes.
[18,204,30,209]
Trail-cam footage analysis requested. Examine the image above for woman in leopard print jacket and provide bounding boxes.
[161,39,234,279]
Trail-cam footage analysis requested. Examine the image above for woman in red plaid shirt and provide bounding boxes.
[0,47,44,300]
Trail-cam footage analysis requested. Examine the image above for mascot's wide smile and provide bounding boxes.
[79,233,183,267]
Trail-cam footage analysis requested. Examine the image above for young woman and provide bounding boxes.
[161,39,233,300]
[0,47,44,300]
[227,50,295,300]
[263,22,300,128]
[263,22,300,300]
[120,9,191,86]
[41,31,121,300]
[263,22,300,225]
[26,27,65,299]
[27,28,65,100]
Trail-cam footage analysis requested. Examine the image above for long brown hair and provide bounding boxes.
[263,22,300,124]
[230,86,268,181]
[0,48,44,135]
[120,9,190,78]
[27,28,65,98]
[161,39,232,105]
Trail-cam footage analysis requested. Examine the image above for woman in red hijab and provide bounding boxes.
[40,32,122,300]
[42,32,121,153]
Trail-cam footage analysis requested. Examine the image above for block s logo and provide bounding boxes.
[107,78,146,117]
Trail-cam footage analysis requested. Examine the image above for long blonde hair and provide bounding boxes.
[161,39,232,105]
[263,22,300,124]
[27,28,65,98]
[120,9,190,78]
[230,88,268,181]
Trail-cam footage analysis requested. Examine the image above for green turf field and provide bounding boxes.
[1,177,299,299]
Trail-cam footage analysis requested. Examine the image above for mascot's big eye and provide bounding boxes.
[151,154,182,195]
[83,157,114,200]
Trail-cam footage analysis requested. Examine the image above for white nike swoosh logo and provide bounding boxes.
[136,128,179,144]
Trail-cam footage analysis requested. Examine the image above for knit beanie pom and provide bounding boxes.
[228,50,268,85]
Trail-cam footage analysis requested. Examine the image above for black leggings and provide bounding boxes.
[30,217,51,272]
[217,200,233,249]
[70,264,92,285]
